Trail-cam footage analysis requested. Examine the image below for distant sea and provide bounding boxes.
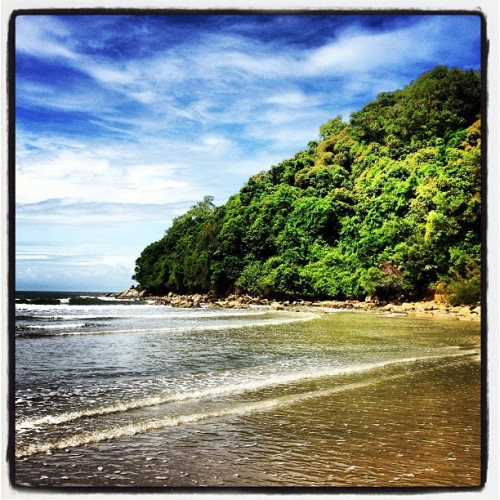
[13,290,482,488]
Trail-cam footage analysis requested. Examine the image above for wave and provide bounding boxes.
[14,350,479,458]
[15,311,319,338]
[16,348,478,432]
[14,304,276,319]
[15,301,140,312]
[17,322,89,331]
[18,314,117,322]
[69,297,143,306]
[17,309,265,322]
[96,295,141,302]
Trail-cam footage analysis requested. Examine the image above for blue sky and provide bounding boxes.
[14,13,482,292]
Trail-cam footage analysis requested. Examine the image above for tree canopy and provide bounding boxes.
[133,66,481,303]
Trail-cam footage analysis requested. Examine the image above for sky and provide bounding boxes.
[14,12,482,292]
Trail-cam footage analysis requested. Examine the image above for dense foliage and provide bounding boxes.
[133,66,482,303]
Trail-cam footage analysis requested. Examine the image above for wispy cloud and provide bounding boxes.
[16,200,195,225]
[16,152,200,206]
[16,16,79,61]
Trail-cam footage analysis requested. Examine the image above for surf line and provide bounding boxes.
[17,312,320,337]
[15,351,478,458]
[16,348,479,432]
[15,378,393,458]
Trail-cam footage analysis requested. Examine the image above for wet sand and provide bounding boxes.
[14,355,482,489]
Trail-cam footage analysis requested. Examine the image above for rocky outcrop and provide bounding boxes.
[366,300,481,321]
[112,287,481,320]
[115,287,146,299]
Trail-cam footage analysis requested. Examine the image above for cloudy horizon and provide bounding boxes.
[14,13,482,291]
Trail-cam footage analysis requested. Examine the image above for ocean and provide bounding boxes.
[13,291,482,488]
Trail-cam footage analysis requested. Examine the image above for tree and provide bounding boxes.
[133,66,481,303]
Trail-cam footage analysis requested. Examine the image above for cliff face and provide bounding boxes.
[133,66,482,304]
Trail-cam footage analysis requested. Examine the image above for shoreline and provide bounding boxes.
[112,288,481,322]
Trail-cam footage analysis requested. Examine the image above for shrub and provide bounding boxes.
[440,261,481,306]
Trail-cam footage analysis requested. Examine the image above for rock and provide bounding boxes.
[192,294,202,307]
[120,287,142,298]
[352,301,368,309]
[319,301,333,308]
[270,301,284,310]
[400,302,415,311]
[434,293,445,304]
[459,306,472,316]
[390,305,403,313]
[169,295,194,308]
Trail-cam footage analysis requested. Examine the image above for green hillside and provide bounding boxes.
[133,66,482,304]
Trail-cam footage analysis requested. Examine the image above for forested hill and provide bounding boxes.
[133,66,482,304]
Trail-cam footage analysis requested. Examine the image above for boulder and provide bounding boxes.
[191,294,203,307]
[352,301,367,309]
[400,302,416,311]
[117,287,141,299]
[458,306,472,316]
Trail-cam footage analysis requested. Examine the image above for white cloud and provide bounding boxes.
[194,134,235,155]
[16,253,53,260]
[16,252,138,291]
[16,16,80,61]
[85,64,134,85]
[265,90,322,108]
[16,151,200,206]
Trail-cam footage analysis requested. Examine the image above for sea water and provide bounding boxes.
[13,291,482,488]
